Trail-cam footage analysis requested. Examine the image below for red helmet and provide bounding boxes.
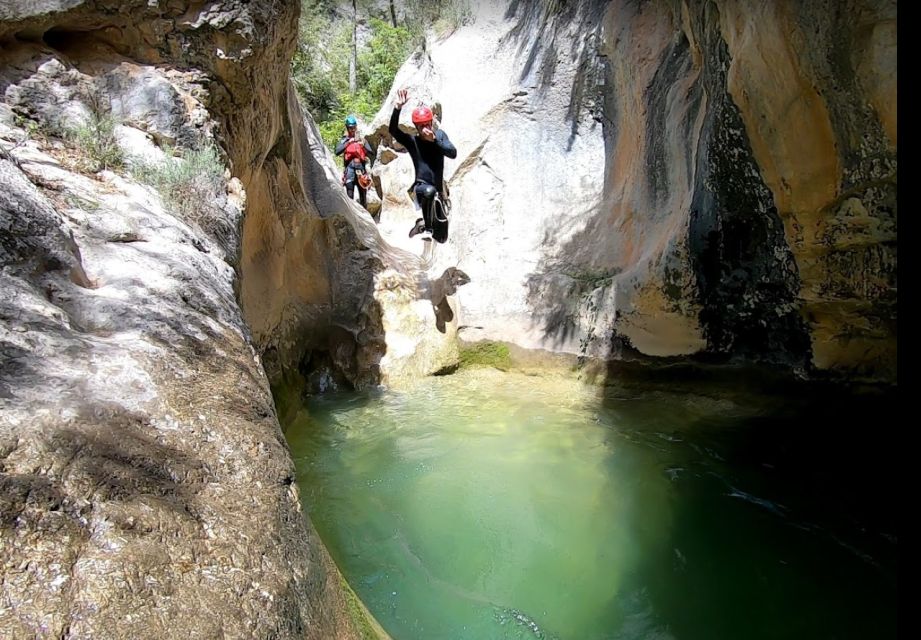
[411,105,433,125]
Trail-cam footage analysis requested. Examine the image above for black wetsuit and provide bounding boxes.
[388,106,457,231]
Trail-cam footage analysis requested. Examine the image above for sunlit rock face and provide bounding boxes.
[1,1,386,638]
[369,0,895,383]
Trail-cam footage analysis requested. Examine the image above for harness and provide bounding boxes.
[408,180,451,210]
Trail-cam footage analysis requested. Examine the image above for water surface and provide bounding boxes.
[286,369,896,639]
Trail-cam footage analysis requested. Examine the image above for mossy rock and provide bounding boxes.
[458,341,511,370]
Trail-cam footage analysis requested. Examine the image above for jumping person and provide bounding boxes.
[388,89,457,240]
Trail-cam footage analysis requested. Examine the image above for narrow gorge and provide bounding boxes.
[2,1,896,638]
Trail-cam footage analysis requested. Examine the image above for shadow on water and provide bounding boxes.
[506,2,899,631]
[597,370,899,640]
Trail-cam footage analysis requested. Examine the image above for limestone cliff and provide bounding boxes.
[369,0,896,383]
[1,1,390,637]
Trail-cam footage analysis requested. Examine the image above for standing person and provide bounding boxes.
[335,114,373,210]
[388,89,457,240]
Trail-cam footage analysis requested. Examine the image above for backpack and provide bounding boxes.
[343,139,367,164]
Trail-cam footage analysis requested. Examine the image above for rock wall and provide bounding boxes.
[368,0,896,383]
[1,1,392,637]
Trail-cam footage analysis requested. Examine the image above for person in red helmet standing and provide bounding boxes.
[389,88,457,241]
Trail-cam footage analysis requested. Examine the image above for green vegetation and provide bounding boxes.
[292,1,415,149]
[458,341,511,370]
[68,112,124,173]
[8,97,122,174]
[404,0,473,38]
[359,18,414,106]
[291,1,345,124]
[292,0,473,150]
[12,113,42,141]
[339,576,380,640]
[130,142,227,236]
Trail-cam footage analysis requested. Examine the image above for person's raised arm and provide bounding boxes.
[389,88,412,147]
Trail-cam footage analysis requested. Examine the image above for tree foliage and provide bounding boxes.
[358,18,413,106]
[292,1,472,150]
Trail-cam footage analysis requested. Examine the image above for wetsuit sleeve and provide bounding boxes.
[334,136,348,155]
[435,129,457,158]
[389,107,413,148]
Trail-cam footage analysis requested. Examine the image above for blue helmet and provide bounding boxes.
[345,114,358,127]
